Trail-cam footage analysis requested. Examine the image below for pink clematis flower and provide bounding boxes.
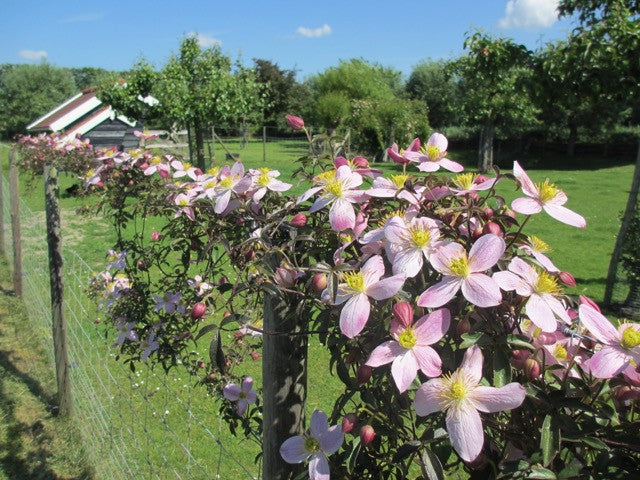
[280,409,344,480]
[414,345,526,462]
[511,161,586,228]
[171,160,199,181]
[248,167,292,202]
[387,138,420,165]
[384,215,442,278]
[579,304,640,378]
[334,255,405,338]
[223,377,257,415]
[403,133,463,173]
[417,234,505,308]
[494,257,570,332]
[299,166,367,231]
[366,174,418,203]
[143,155,170,178]
[213,162,252,214]
[517,235,558,272]
[449,173,498,196]
[334,156,381,178]
[366,306,450,393]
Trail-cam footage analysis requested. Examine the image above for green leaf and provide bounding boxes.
[557,463,583,479]
[208,330,226,373]
[420,448,445,480]
[506,334,535,351]
[392,440,421,463]
[459,332,486,349]
[540,415,560,467]
[581,436,608,450]
[493,347,512,387]
[195,323,218,341]
[528,466,557,479]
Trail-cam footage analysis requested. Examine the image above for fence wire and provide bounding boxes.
[1,156,258,479]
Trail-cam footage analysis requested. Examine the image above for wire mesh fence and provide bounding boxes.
[0,151,259,479]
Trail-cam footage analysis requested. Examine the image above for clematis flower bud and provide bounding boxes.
[290,213,308,227]
[558,271,576,287]
[357,365,372,386]
[524,358,541,380]
[392,302,414,329]
[311,273,328,293]
[510,349,531,369]
[579,295,600,312]
[482,222,503,237]
[274,267,298,288]
[151,231,161,241]
[352,156,369,168]
[360,425,376,445]
[191,302,207,319]
[341,413,358,433]
[285,114,304,131]
[456,318,471,337]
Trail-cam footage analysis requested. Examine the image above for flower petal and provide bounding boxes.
[414,379,446,416]
[367,274,405,301]
[446,403,484,462]
[543,204,586,228]
[237,399,249,415]
[525,294,558,333]
[468,234,505,272]
[366,341,404,367]
[438,158,464,172]
[309,452,330,480]
[318,425,343,455]
[587,347,629,379]
[392,351,418,393]
[310,410,328,439]
[461,274,502,307]
[430,242,465,274]
[513,161,538,197]
[417,277,462,308]
[242,377,254,392]
[460,345,483,384]
[470,383,526,413]
[414,308,451,345]
[329,198,355,231]
[310,195,333,213]
[280,435,309,464]
[223,384,241,401]
[340,294,370,338]
[391,249,423,278]
[512,197,542,215]
[412,345,442,378]
[578,305,619,344]
[361,255,385,285]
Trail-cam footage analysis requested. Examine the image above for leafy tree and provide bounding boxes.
[0,63,76,138]
[406,60,462,129]
[453,31,539,172]
[70,67,115,91]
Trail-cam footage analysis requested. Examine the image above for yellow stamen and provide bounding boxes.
[183,162,192,169]
[398,328,417,349]
[343,272,366,293]
[257,173,271,187]
[553,344,568,360]
[529,236,551,253]
[537,179,558,203]
[304,436,320,452]
[621,328,640,350]
[535,271,562,295]
[207,167,220,176]
[177,198,189,206]
[449,381,466,400]
[204,180,216,189]
[219,177,233,188]
[238,391,247,399]
[533,327,542,338]
[449,256,470,277]
[409,227,431,249]
[421,145,441,161]
[151,156,162,165]
[391,174,409,189]
[453,173,475,191]
[314,170,336,185]
[377,210,405,228]
[325,179,343,197]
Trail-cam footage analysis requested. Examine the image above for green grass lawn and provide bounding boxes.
[1,141,637,478]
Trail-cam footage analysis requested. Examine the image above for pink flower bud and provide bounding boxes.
[137,260,145,269]
[482,207,494,220]
[392,302,414,329]
[474,175,490,184]
[251,352,260,361]
[285,114,305,131]
[357,365,372,386]
[510,349,531,369]
[614,386,640,403]
[341,413,358,433]
[483,222,503,237]
[197,361,205,368]
[191,302,207,319]
[151,231,161,241]
[311,273,327,293]
[290,213,308,227]
[274,267,297,288]
[524,358,541,380]
[579,295,600,313]
[503,208,517,226]
[360,425,376,445]
[567,308,578,320]
[352,156,369,168]
[456,318,471,337]
[536,332,556,345]
[558,271,576,287]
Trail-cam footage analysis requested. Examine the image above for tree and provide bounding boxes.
[406,60,462,129]
[453,31,539,172]
[70,67,115,91]
[557,1,640,309]
[0,63,76,138]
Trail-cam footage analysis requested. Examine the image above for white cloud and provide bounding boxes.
[62,12,104,23]
[189,32,222,48]
[499,0,559,29]
[296,24,332,38]
[19,49,47,61]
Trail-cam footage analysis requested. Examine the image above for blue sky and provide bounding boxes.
[1,0,576,80]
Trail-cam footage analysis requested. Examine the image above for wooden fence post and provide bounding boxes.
[0,149,5,256]
[263,126,267,163]
[262,288,307,480]
[9,149,22,296]
[44,164,72,416]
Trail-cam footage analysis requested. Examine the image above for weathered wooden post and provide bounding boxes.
[9,149,22,296]
[263,126,267,163]
[0,149,5,256]
[44,163,72,416]
[262,285,308,479]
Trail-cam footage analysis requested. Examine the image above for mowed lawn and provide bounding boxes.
[1,142,637,477]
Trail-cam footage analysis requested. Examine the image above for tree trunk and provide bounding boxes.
[621,280,640,319]
[604,140,640,306]
[478,123,495,173]
[262,286,308,480]
[194,119,206,171]
[567,122,577,157]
